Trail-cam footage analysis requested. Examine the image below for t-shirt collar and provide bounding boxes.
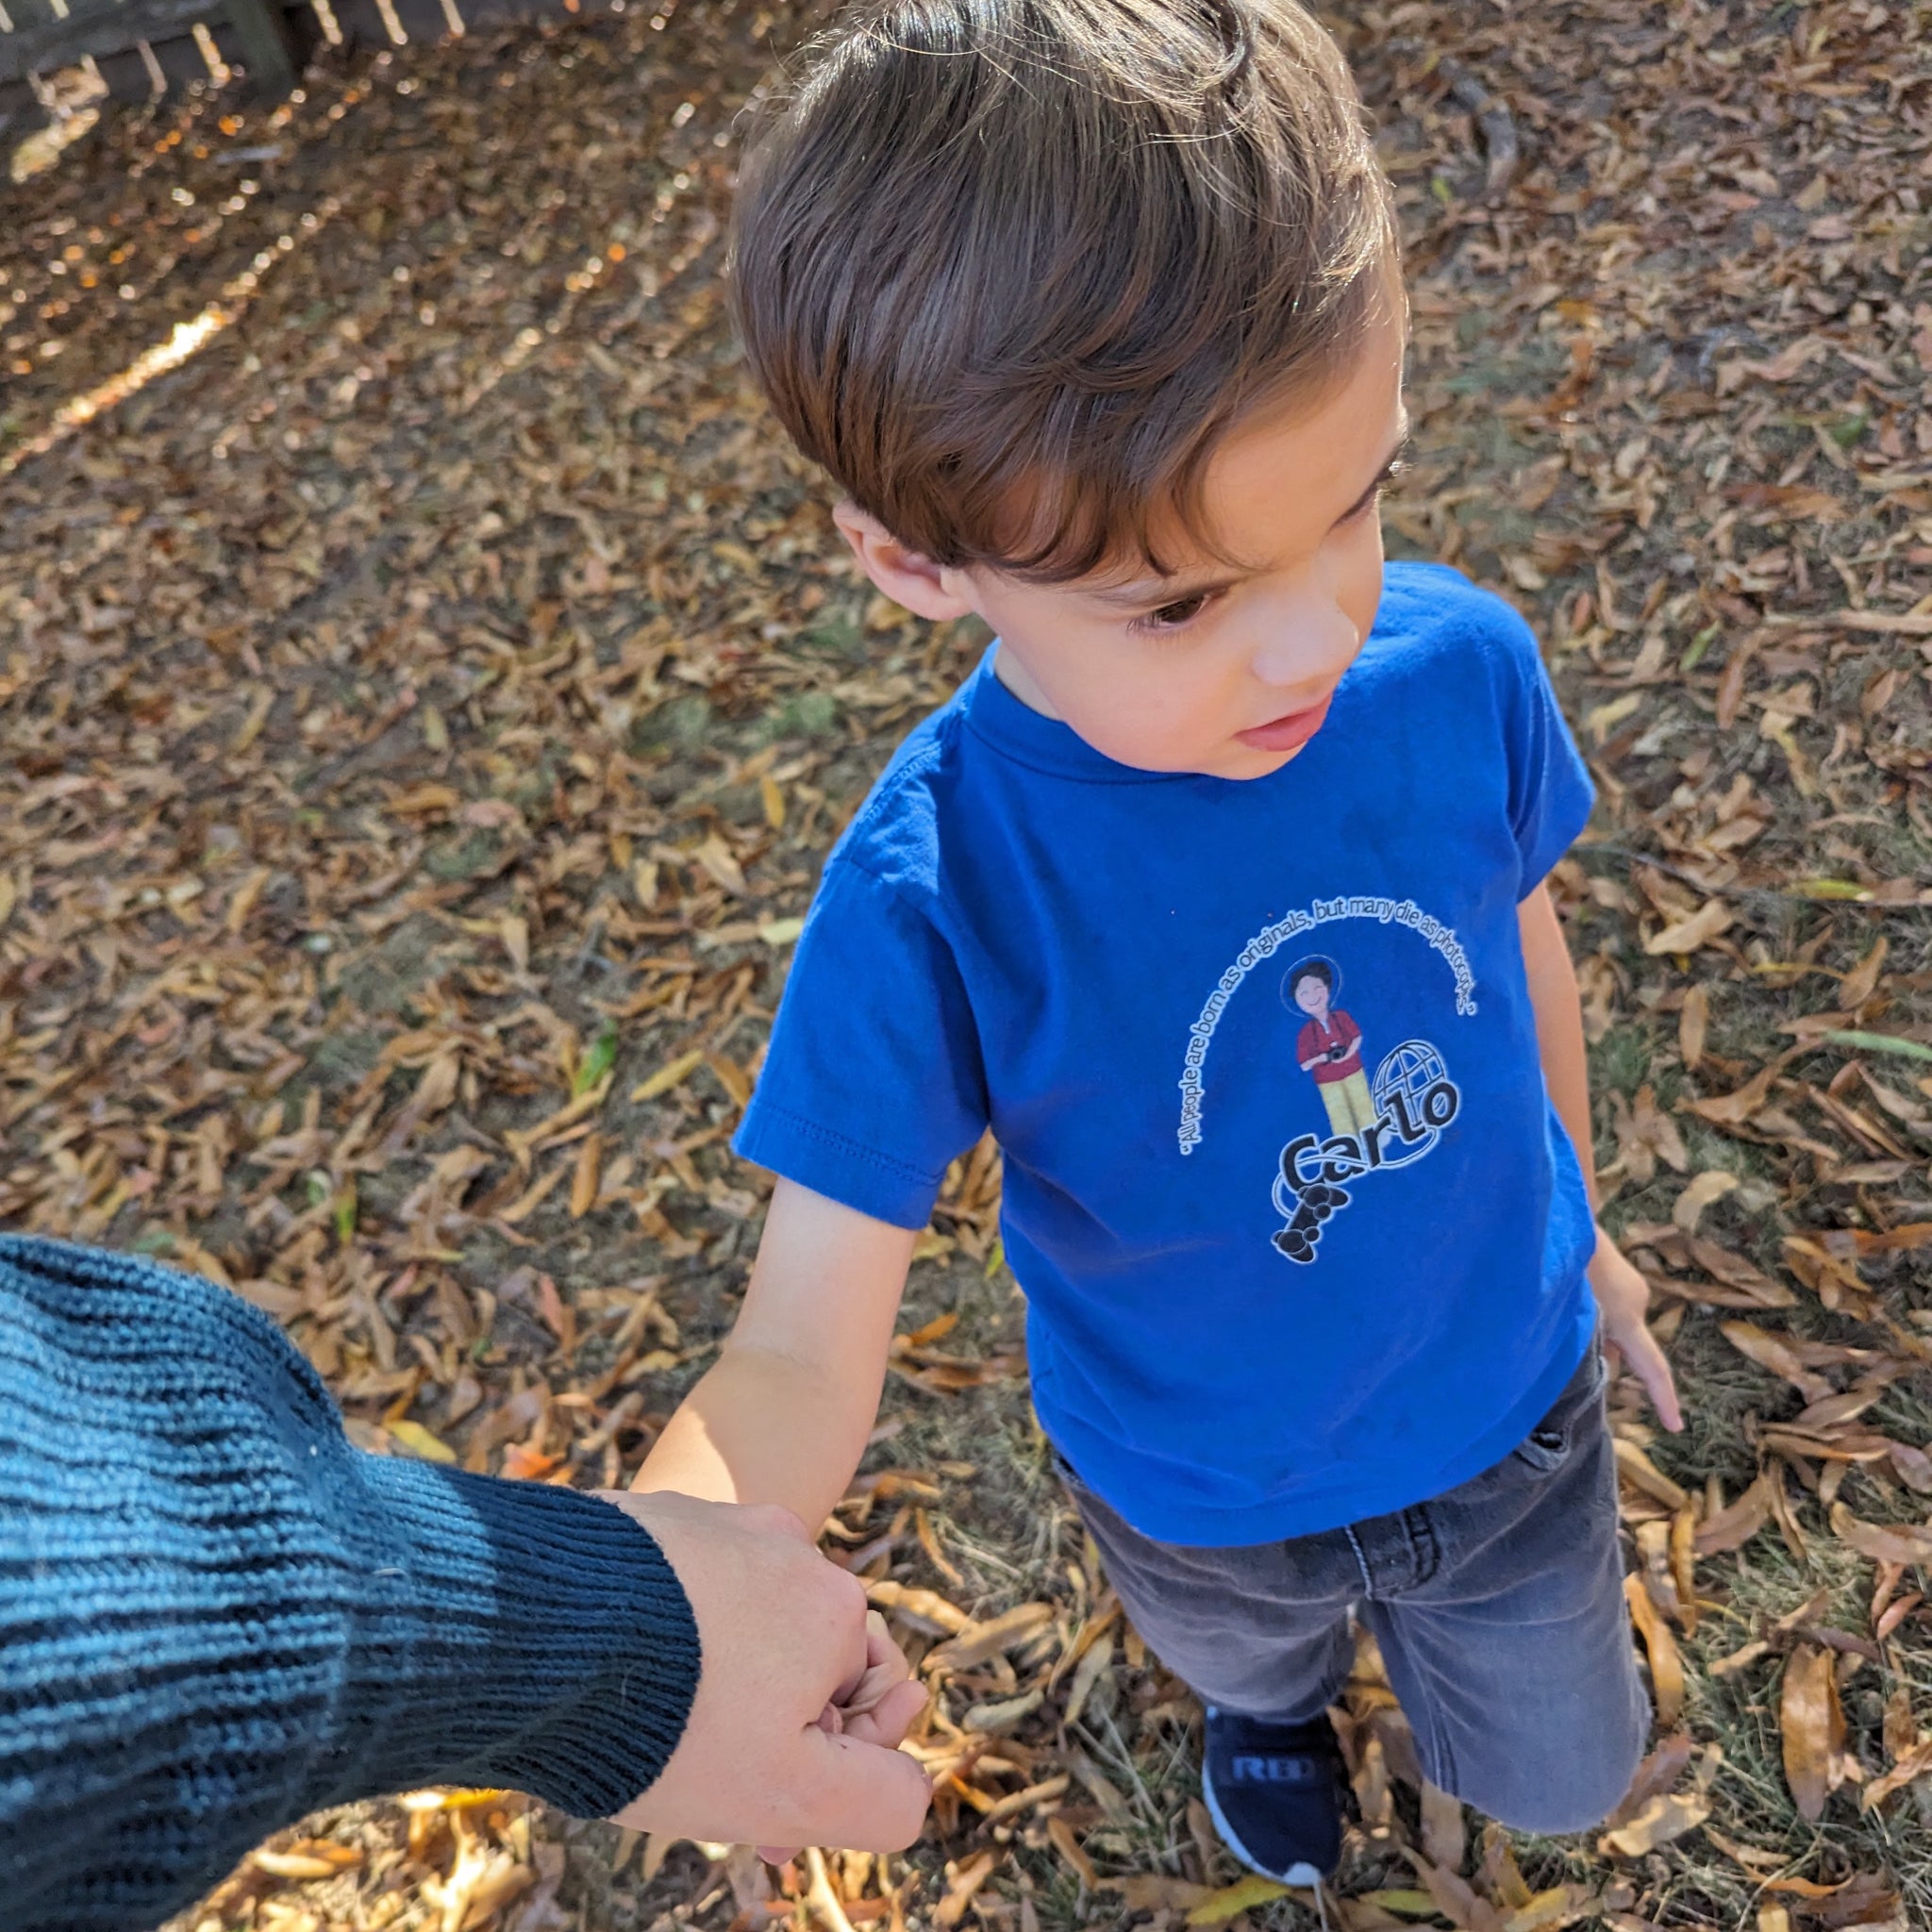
[959,643,1190,783]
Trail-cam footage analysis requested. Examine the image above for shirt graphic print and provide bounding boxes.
[1177,898,1474,1266]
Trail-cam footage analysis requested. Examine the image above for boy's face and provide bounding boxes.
[836,305,1407,780]
[1293,974,1329,1018]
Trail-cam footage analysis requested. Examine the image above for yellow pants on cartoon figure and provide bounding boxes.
[1318,1071,1378,1138]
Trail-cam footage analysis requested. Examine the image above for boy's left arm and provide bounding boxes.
[1519,883,1684,1432]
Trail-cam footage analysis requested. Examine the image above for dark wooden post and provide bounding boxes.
[223,0,295,94]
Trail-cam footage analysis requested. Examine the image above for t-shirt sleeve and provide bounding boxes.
[734,858,990,1228]
[1495,612,1595,898]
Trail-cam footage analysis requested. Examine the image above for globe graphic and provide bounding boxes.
[1370,1040,1451,1166]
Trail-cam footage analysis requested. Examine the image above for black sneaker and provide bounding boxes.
[1200,1706,1347,1886]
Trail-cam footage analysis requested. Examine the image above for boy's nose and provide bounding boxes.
[1247,602,1358,690]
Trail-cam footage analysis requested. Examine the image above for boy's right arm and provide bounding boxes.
[630,1176,918,1534]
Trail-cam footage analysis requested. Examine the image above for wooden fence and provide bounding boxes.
[2,0,302,98]
[0,0,589,147]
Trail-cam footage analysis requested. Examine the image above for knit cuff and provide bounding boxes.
[325,1457,702,1818]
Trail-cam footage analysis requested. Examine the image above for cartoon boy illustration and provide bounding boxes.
[1286,956,1377,1138]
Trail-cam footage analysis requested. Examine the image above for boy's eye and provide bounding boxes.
[1131,591,1214,635]
[1345,449,1409,521]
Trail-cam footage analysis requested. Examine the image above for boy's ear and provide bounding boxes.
[831,503,980,624]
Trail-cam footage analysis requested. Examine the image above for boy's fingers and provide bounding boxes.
[827,1609,900,1709]
[824,1611,916,1724]
[1627,1330,1684,1433]
[1651,1371,1685,1434]
[839,1676,929,1749]
[791,1728,933,1851]
[1602,1311,1684,1434]
[862,1607,905,1670]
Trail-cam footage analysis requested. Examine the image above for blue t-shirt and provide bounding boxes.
[735,562,1599,1545]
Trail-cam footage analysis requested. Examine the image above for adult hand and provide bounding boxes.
[1589,1235,1684,1433]
[595,1491,931,1853]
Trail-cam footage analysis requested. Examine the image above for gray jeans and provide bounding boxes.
[1056,1341,1648,1835]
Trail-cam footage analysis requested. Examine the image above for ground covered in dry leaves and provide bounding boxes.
[4,0,1932,1927]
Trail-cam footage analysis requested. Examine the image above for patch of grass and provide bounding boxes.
[803,613,869,660]
[303,1029,384,1092]
[1590,1015,1663,1100]
[334,912,448,1014]
[631,692,714,755]
[425,827,505,880]
[762,689,841,741]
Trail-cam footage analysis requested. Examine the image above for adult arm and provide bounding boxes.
[632,1177,916,1537]
[0,1236,924,1932]
[1518,886,1682,1430]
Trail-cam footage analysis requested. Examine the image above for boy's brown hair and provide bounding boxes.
[730,0,1398,583]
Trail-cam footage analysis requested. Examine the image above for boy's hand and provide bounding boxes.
[1588,1234,1684,1433]
[597,1491,931,1853]
[818,1610,922,1740]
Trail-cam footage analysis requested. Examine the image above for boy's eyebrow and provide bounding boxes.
[1091,426,1413,609]
[1088,569,1247,610]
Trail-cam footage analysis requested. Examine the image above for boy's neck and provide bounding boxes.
[991,643,1063,722]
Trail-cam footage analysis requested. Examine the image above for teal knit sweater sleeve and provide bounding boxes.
[0,1235,702,1932]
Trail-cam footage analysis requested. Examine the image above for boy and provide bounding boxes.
[1289,958,1374,1139]
[636,0,1684,1884]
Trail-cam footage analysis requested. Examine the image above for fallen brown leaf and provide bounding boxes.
[1046,1816,1098,1890]
[1109,1874,1210,1915]
[1646,900,1733,956]
[1830,1503,1932,1568]
[1598,1790,1711,1857]
[933,1851,1001,1930]
[1624,1575,1685,1727]
[1780,1643,1846,1822]
[1401,1846,1505,1932]
[1684,1065,1780,1128]
[251,1842,363,1880]
[1683,1239,1796,1308]
[1679,986,1709,1072]
[1603,1734,1697,1834]
[1672,1169,1740,1229]
[925,1601,1057,1673]
[1420,1780,1467,1874]
[865,1578,973,1635]
[1695,1474,1774,1556]
[1614,1438,1690,1511]
[1860,1735,1932,1811]
[1721,1323,1835,1403]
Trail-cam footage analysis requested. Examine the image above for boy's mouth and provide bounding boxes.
[1235,694,1332,754]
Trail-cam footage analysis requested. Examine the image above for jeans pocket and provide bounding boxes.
[1512,1418,1573,1474]
[1510,1337,1607,1476]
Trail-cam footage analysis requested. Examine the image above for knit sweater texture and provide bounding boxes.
[0,1235,701,1932]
